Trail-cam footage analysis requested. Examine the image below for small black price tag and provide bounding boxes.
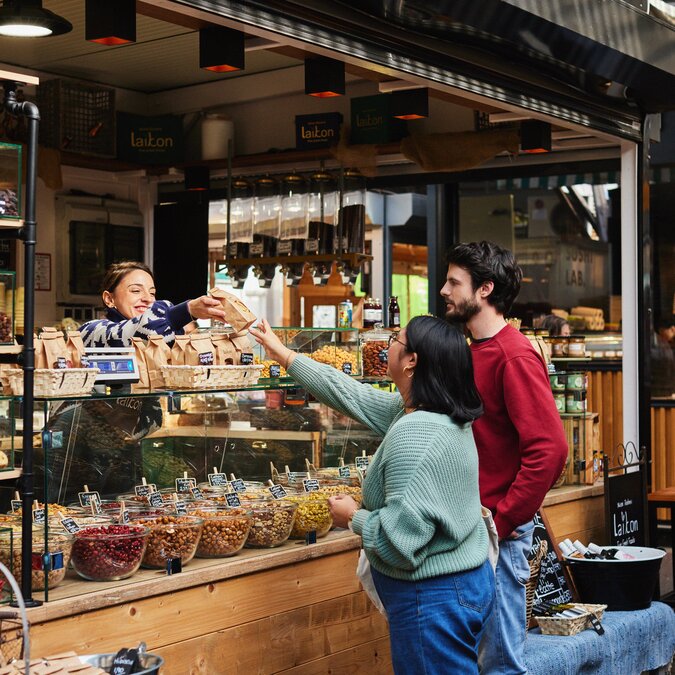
[119,509,130,525]
[174,500,187,516]
[175,477,196,493]
[303,479,321,492]
[305,530,317,545]
[32,508,45,524]
[277,240,292,255]
[55,356,68,369]
[199,351,214,366]
[305,239,319,253]
[78,490,101,508]
[10,500,21,512]
[241,352,254,365]
[110,647,140,675]
[230,479,246,493]
[225,493,242,507]
[286,471,306,484]
[147,491,164,507]
[355,456,370,469]
[60,517,81,534]
[190,486,204,500]
[270,364,281,378]
[268,484,287,499]
[338,466,351,478]
[208,473,228,487]
[90,497,102,515]
[80,355,91,368]
[166,557,182,575]
[134,483,157,497]
[378,349,388,363]
[342,363,353,375]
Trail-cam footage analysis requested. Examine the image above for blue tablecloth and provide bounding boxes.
[524,602,675,675]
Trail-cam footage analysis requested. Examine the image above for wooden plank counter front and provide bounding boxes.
[25,485,603,673]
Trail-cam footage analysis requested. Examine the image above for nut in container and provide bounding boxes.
[243,500,297,548]
[189,506,253,557]
[130,515,203,569]
[360,328,393,377]
[285,492,333,539]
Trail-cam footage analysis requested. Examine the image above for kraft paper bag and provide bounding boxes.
[184,333,215,367]
[38,327,69,369]
[66,330,86,368]
[171,334,191,366]
[228,331,254,365]
[212,332,236,365]
[145,335,171,390]
[209,288,256,333]
[131,337,150,391]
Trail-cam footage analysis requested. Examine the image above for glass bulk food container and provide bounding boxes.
[0,142,21,221]
[306,171,337,255]
[282,327,360,376]
[285,492,333,539]
[188,505,253,557]
[278,173,308,257]
[243,500,298,548]
[338,169,366,255]
[360,328,393,378]
[225,178,254,259]
[252,176,280,258]
[130,514,204,569]
[0,271,16,345]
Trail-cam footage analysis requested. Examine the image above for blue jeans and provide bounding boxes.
[372,561,495,675]
[478,520,534,675]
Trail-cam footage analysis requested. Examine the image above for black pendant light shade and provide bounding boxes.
[199,26,245,72]
[185,166,210,192]
[520,120,552,153]
[0,0,72,37]
[391,88,429,120]
[85,0,135,45]
[305,57,345,98]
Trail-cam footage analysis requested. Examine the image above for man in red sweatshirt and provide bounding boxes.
[441,241,568,675]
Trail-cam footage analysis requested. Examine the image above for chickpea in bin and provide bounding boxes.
[285,492,333,539]
[188,506,253,557]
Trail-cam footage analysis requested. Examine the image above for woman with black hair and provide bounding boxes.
[250,316,494,674]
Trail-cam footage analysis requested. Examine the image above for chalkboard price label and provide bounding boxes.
[134,483,157,497]
[342,363,352,375]
[268,484,287,499]
[355,456,370,469]
[303,479,321,492]
[32,508,45,525]
[174,500,188,516]
[147,491,164,508]
[225,493,242,507]
[60,517,81,534]
[286,471,306,484]
[270,364,281,378]
[241,352,254,365]
[175,477,196,493]
[338,466,351,478]
[230,479,246,493]
[119,509,130,525]
[78,491,101,508]
[208,473,228,487]
[190,486,204,500]
[10,500,21,512]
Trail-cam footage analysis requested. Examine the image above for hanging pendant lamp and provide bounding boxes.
[86,0,135,45]
[391,88,429,120]
[0,0,72,37]
[185,166,210,192]
[305,57,345,98]
[521,120,552,153]
[199,26,245,72]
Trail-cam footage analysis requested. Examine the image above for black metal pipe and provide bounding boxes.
[3,81,40,606]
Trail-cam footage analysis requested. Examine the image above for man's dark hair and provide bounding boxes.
[405,315,483,424]
[446,241,523,315]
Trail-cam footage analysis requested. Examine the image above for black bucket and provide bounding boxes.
[564,546,665,611]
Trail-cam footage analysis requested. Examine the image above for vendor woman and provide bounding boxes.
[79,260,227,347]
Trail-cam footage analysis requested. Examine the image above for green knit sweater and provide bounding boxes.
[288,355,488,581]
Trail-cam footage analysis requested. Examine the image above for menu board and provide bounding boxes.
[605,469,645,546]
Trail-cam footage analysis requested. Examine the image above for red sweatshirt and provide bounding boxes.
[470,324,568,538]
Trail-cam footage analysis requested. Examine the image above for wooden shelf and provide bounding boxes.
[216,253,372,269]
[0,468,21,480]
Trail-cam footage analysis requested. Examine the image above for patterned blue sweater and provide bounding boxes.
[288,355,488,581]
[79,301,192,347]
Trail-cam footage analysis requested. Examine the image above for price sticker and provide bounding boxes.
[55,356,68,369]
[208,473,228,487]
[174,500,188,516]
[32,508,45,524]
[355,456,370,469]
[175,477,196,493]
[147,491,164,508]
[268,484,287,499]
[338,466,351,478]
[199,351,214,366]
[134,483,157,497]
[303,479,321,492]
[190,486,204,500]
[230,479,246,493]
[225,493,242,507]
[60,517,81,534]
[78,491,101,508]
[10,500,21,512]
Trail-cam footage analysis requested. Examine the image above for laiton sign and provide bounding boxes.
[295,112,343,149]
[117,112,183,164]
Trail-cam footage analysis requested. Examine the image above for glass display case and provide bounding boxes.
[0,271,15,345]
[0,142,21,221]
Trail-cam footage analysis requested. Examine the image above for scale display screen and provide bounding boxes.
[95,359,135,373]
[84,348,139,383]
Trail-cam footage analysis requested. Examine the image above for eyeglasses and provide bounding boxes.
[388,332,407,349]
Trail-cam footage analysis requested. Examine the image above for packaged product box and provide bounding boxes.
[209,288,256,333]
[350,94,408,145]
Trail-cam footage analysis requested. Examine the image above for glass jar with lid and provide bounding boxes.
[225,178,253,259]
[360,328,392,378]
[338,169,366,254]
[278,173,308,257]
[252,176,281,257]
[307,170,337,255]
[567,335,586,358]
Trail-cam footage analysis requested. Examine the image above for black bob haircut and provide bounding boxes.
[446,241,523,315]
[405,316,483,425]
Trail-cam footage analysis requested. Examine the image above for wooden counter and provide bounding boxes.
[26,485,602,673]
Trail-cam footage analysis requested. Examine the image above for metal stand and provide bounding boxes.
[2,80,41,607]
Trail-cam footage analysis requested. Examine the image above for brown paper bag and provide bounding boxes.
[34,333,47,369]
[185,333,215,366]
[209,288,256,333]
[145,335,171,389]
[39,327,70,369]
[212,332,237,365]
[66,330,86,368]
[131,337,150,391]
[171,334,191,366]
[229,330,254,365]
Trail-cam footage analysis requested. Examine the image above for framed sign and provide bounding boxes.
[35,252,51,291]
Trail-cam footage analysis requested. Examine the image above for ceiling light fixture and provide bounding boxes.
[199,26,245,72]
[85,0,135,45]
[185,166,210,192]
[305,57,345,98]
[0,0,72,38]
[521,120,552,153]
[391,88,429,120]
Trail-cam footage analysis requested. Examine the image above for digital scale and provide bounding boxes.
[84,347,140,392]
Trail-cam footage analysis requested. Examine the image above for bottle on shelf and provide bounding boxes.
[388,296,401,328]
[372,298,383,327]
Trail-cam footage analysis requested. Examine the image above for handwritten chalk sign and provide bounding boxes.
[605,471,645,546]
[268,484,287,499]
[530,509,575,609]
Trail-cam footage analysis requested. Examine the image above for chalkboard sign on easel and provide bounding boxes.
[530,509,575,609]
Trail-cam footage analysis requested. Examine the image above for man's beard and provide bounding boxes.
[445,297,481,324]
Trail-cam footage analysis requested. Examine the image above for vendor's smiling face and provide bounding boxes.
[103,270,156,319]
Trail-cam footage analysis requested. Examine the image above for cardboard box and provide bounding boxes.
[295,113,342,149]
[350,94,408,145]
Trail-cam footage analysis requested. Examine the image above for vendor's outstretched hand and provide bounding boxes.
[188,295,228,322]
[249,318,295,369]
